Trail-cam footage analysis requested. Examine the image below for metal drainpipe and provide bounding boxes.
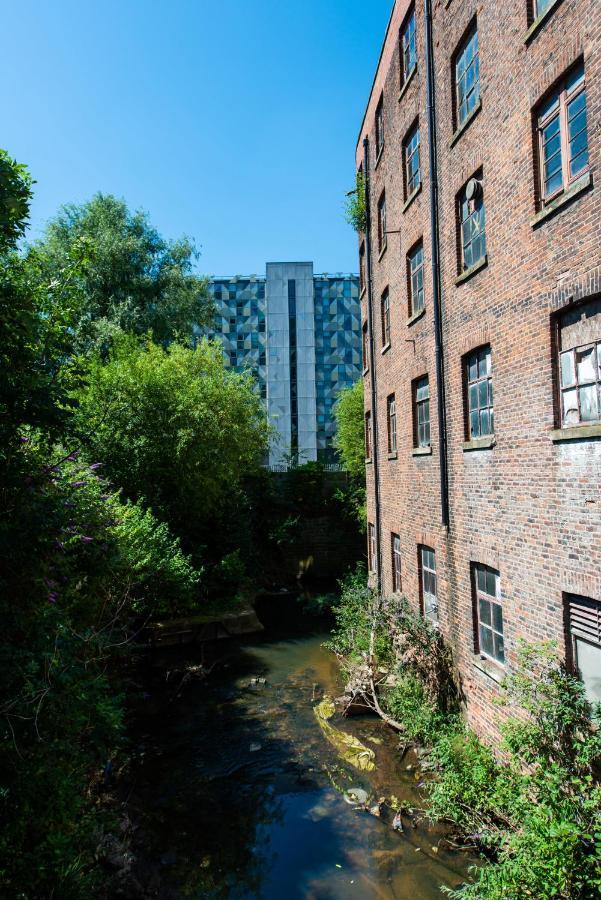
[424,0,449,527]
[363,136,383,591]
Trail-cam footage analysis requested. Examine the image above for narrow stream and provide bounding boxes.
[131,603,475,898]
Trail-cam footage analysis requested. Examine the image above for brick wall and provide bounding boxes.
[356,0,601,741]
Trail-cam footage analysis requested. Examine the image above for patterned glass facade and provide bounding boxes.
[202,265,360,464]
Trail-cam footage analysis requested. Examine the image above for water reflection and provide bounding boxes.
[131,617,474,898]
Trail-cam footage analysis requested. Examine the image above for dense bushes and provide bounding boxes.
[329,572,601,899]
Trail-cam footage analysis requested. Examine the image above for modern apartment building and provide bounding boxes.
[203,263,361,466]
[358,0,600,740]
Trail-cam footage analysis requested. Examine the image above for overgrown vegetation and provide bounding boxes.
[344,170,367,233]
[0,152,269,895]
[333,379,366,528]
[329,571,601,899]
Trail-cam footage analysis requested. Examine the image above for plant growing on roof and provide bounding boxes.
[344,171,367,233]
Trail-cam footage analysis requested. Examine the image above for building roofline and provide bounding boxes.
[355,0,397,152]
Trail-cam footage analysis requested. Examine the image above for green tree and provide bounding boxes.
[32,193,213,350]
[73,334,269,540]
[0,149,34,250]
[333,379,366,527]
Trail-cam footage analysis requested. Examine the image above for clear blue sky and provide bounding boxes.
[4,0,392,276]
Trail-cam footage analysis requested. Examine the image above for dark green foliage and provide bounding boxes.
[0,149,34,250]
[326,565,392,662]
[31,193,213,351]
[344,171,367,233]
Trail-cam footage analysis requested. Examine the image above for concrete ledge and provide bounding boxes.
[472,654,505,685]
[378,243,388,262]
[531,172,592,228]
[412,446,432,456]
[463,435,496,452]
[381,342,391,356]
[398,64,417,103]
[407,307,426,327]
[455,255,488,286]
[374,144,385,170]
[387,451,398,461]
[525,0,564,44]
[550,423,601,442]
[450,98,482,148]
[403,182,422,213]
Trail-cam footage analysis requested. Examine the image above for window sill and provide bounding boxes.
[378,243,388,262]
[360,285,367,301]
[387,451,398,461]
[365,458,373,465]
[450,98,482,148]
[403,182,422,213]
[550,422,601,442]
[472,655,505,684]
[412,446,432,456]
[398,64,417,103]
[362,367,369,377]
[463,435,496,452]
[524,0,564,44]
[444,0,454,7]
[381,342,391,356]
[407,307,425,327]
[531,172,592,228]
[375,145,385,170]
[455,255,488,286]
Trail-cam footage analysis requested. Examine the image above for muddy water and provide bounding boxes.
[133,616,475,898]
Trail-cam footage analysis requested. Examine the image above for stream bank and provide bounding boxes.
[118,598,477,898]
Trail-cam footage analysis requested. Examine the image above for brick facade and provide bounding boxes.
[357,0,601,741]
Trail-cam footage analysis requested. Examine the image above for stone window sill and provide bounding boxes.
[381,342,391,356]
[412,446,432,457]
[444,0,454,7]
[472,654,505,684]
[387,452,398,461]
[455,255,488,286]
[407,307,425,327]
[463,435,496,452]
[525,0,564,44]
[378,243,388,262]
[366,458,372,465]
[450,98,482,148]
[398,64,417,103]
[550,422,601,442]
[360,285,367,301]
[362,367,369,377]
[403,182,422,213]
[375,145,385,170]
[531,172,592,228]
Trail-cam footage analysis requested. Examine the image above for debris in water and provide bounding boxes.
[392,811,403,832]
[314,696,376,772]
[249,743,262,752]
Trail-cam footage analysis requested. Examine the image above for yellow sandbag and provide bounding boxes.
[314,696,376,772]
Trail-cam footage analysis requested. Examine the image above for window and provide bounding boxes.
[404,122,421,199]
[474,565,504,664]
[455,24,480,128]
[375,94,385,159]
[362,321,369,371]
[368,523,377,573]
[392,534,402,593]
[408,241,424,316]
[259,350,266,366]
[365,411,373,459]
[465,346,493,439]
[458,175,486,271]
[381,289,391,347]
[537,63,589,205]
[557,298,601,426]
[387,394,397,454]
[419,546,438,622]
[414,376,430,447]
[377,192,387,254]
[401,6,417,85]
[534,0,553,19]
[565,594,601,705]
[359,242,366,293]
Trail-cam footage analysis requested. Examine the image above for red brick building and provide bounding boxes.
[357,0,600,740]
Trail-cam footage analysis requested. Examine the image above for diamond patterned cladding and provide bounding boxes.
[206,277,267,397]
[313,276,362,453]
